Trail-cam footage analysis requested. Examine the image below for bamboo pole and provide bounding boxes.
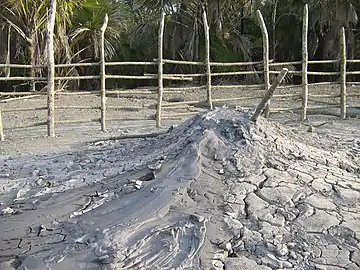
[162,112,200,118]
[0,77,47,81]
[340,27,347,119]
[8,122,48,129]
[203,10,213,110]
[346,71,360,75]
[56,91,100,95]
[211,71,263,76]
[301,4,309,120]
[105,61,157,66]
[56,106,100,110]
[162,100,203,106]
[0,95,41,103]
[0,110,4,141]
[46,0,57,137]
[308,60,340,64]
[55,62,98,68]
[211,61,264,66]
[212,84,264,89]
[2,107,47,112]
[107,116,154,121]
[55,75,99,80]
[308,82,339,86]
[57,119,100,125]
[0,64,44,68]
[269,61,302,66]
[268,70,301,75]
[161,59,205,65]
[156,11,165,128]
[250,68,288,121]
[89,131,168,144]
[307,71,340,75]
[100,14,108,132]
[256,10,270,117]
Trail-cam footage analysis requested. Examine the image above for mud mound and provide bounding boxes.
[0,108,359,270]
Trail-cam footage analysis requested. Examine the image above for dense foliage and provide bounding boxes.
[0,0,359,90]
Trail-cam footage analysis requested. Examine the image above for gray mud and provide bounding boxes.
[0,108,359,270]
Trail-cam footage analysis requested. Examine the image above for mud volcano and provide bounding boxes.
[0,108,359,270]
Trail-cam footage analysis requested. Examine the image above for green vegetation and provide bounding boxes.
[0,0,359,91]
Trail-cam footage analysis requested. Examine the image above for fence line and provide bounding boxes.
[203,9,213,110]
[100,14,108,131]
[0,5,360,140]
[46,0,56,137]
[156,11,165,128]
[257,10,271,118]
[340,27,347,119]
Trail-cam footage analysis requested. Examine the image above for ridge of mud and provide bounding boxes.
[0,108,359,270]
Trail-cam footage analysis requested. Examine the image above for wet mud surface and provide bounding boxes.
[0,108,359,269]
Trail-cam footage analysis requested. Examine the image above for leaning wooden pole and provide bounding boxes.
[202,9,213,110]
[301,4,309,120]
[0,110,4,141]
[156,11,165,128]
[339,27,347,119]
[100,14,108,132]
[46,0,57,137]
[256,10,270,117]
[251,68,288,122]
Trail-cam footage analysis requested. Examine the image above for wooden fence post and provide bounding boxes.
[0,110,4,141]
[301,4,309,120]
[340,27,347,119]
[100,14,108,132]
[156,11,165,128]
[46,0,57,137]
[256,10,270,118]
[5,25,11,78]
[202,10,213,110]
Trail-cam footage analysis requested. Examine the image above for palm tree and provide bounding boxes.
[0,0,84,90]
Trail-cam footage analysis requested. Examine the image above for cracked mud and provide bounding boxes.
[0,108,359,269]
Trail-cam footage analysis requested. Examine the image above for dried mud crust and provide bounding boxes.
[0,108,359,270]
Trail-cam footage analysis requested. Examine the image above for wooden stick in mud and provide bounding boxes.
[46,0,57,137]
[0,110,4,141]
[100,14,108,132]
[156,11,165,128]
[250,68,288,122]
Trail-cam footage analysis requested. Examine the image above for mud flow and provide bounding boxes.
[0,108,359,270]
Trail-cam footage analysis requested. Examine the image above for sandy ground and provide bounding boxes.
[0,84,359,155]
[0,85,359,270]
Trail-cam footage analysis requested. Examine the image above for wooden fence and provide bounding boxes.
[0,4,360,141]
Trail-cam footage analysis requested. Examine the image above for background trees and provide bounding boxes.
[0,0,359,91]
